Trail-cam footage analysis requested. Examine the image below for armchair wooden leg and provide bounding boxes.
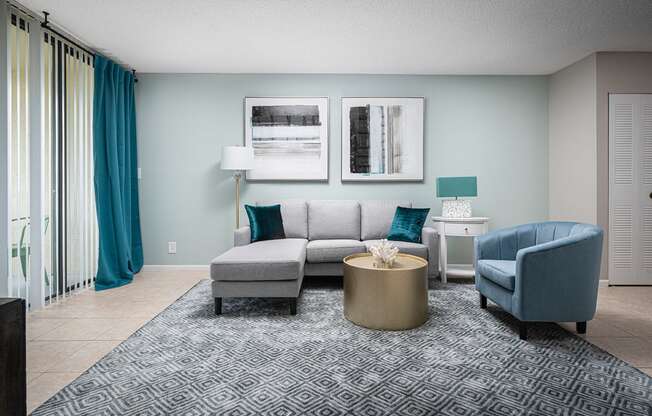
[480,294,487,309]
[519,321,528,341]
[214,298,222,315]
[289,298,297,315]
[576,321,587,334]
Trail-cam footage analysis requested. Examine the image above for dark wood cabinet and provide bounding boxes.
[0,298,26,416]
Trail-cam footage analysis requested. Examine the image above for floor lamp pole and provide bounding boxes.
[234,171,241,229]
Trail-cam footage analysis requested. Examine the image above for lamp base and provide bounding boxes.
[442,199,472,218]
[234,171,242,229]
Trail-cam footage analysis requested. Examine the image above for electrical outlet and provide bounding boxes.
[168,241,177,254]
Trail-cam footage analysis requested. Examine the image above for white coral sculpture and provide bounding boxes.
[369,239,399,268]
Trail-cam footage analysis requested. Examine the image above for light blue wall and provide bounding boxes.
[136,74,548,265]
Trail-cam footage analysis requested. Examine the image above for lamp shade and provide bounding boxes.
[221,146,255,170]
[436,176,478,198]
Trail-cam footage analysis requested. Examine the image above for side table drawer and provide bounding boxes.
[445,223,484,236]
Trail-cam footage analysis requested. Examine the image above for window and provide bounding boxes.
[3,5,98,307]
[43,32,98,301]
[7,9,30,299]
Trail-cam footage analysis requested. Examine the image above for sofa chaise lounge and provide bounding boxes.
[210,200,439,314]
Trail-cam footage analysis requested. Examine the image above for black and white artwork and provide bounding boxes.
[245,97,328,180]
[341,97,424,181]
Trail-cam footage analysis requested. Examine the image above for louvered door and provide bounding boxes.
[609,94,652,285]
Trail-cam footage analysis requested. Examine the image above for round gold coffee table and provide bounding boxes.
[343,253,428,330]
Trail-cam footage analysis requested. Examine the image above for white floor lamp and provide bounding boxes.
[221,146,255,228]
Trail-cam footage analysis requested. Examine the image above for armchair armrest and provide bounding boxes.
[421,227,439,277]
[234,226,251,247]
[514,230,603,321]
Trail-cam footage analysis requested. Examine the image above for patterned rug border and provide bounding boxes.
[33,278,652,416]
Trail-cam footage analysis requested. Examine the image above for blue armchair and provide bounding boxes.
[474,221,603,340]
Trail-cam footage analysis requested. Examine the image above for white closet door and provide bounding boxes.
[609,94,652,285]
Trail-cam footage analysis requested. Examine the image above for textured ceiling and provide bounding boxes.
[15,0,652,74]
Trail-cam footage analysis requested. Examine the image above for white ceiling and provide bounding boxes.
[15,0,652,75]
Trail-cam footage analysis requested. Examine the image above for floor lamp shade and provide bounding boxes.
[221,146,255,229]
[221,146,255,170]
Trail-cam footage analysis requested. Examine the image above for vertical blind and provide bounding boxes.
[63,37,98,295]
[7,8,30,300]
[42,30,98,302]
[3,4,98,308]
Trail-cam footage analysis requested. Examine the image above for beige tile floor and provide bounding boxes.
[26,269,206,413]
[26,272,652,413]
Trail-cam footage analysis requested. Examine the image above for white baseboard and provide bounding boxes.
[598,279,609,288]
[141,265,210,272]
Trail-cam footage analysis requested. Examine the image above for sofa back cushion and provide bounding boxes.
[360,200,412,240]
[308,200,361,240]
[256,200,308,239]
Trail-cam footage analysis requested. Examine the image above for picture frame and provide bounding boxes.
[244,96,329,181]
[341,97,424,182]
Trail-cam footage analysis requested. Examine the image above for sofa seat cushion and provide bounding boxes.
[363,240,428,260]
[306,239,367,263]
[210,238,307,282]
[477,260,516,291]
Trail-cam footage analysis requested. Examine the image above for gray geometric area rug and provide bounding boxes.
[33,280,652,416]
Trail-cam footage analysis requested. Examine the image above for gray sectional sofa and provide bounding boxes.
[210,200,439,314]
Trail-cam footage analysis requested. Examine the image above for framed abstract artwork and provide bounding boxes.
[341,97,424,182]
[244,97,329,181]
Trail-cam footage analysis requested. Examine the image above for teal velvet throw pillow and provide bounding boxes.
[245,204,286,243]
[387,206,430,243]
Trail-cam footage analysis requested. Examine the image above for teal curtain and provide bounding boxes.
[93,55,143,290]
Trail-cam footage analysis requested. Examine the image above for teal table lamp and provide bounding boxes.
[436,176,477,218]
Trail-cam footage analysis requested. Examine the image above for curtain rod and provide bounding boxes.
[5,2,137,80]
[6,1,94,56]
[41,11,137,81]
[41,11,95,57]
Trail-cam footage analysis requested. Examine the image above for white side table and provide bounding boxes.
[432,216,490,283]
